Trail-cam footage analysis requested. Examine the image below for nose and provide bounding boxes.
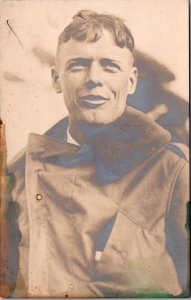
[85,62,103,89]
[85,80,102,89]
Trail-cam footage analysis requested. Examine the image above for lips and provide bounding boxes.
[79,95,108,101]
[78,94,108,108]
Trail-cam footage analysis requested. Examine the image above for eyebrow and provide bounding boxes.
[66,57,91,67]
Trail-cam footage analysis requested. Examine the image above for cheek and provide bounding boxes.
[62,73,84,95]
[111,77,129,97]
[61,75,85,111]
[106,71,129,89]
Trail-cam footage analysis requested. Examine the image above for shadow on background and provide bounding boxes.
[129,50,188,146]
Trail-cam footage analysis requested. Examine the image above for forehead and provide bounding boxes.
[57,30,133,66]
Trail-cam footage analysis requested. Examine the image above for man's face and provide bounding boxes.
[54,30,138,125]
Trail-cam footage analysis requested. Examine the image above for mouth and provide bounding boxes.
[79,95,108,108]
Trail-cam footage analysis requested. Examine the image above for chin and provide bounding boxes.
[78,112,118,125]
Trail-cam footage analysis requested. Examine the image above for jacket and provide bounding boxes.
[7,106,189,297]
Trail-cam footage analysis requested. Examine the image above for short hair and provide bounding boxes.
[57,10,134,53]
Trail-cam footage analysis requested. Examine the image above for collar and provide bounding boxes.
[27,106,171,180]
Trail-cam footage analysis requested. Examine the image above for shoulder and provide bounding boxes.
[141,142,189,190]
[162,142,189,182]
[163,143,189,213]
[157,142,189,172]
[151,141,189,166]
[8,117,68,174]
[164,143,189,162]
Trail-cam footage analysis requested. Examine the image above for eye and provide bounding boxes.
[101,60,120,73]
[67,59,90,72]
[104,64,119,73]
[68,63,85,72]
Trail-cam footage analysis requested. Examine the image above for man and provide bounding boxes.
[7,10,189,297]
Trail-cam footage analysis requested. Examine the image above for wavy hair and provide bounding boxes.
[57,10,134,52]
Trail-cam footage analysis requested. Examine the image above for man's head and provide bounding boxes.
[52,10,138,126]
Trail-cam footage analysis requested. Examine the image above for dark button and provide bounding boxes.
[36,193,42,201]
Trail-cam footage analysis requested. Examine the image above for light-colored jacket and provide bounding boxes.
[8,106,189,297]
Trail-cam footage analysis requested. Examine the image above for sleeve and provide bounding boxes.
[165,162,189,295]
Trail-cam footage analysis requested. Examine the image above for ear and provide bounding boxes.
[51,67,62,93]
[128,66,138,95]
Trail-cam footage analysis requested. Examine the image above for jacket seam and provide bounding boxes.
[166,160,188,216]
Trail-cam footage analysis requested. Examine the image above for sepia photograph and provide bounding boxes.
[0,0,190,297]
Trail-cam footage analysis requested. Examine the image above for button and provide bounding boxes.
[36,194,42,201]
[70,284,74,289]
[95,251,103,261]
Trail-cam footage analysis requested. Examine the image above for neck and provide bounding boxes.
[68,116,109,145]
